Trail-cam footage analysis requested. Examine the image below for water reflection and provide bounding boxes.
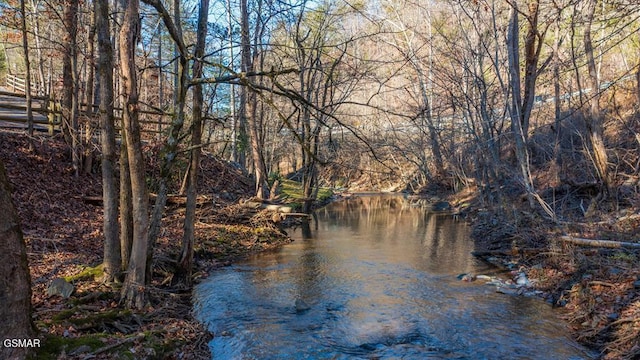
[195,195,593,359]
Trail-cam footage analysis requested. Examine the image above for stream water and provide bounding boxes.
[194,195,594,359]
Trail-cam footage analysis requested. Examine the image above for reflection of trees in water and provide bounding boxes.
[312,196,473,272]
[321,196,414,229]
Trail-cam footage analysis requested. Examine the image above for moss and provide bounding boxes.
[32,334,105,360]
[63,264,104,283]
[280,179,333,207]
[66,309,132,327]
[51,308,76,323]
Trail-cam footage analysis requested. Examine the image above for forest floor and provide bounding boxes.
[440,179,640,359]
[0,130,301,359]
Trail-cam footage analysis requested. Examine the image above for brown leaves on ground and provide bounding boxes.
[0,130,289,359]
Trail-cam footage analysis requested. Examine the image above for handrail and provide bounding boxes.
[5,74,45,96]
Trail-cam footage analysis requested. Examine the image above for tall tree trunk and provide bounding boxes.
[119,0,149,309]
[520,0,543,138]
[119,134,133,271]
[0,159,35,360]
[28,0,45,95]
[62,0,81,175]
[20,0,34,141]
[176,0,210,285]
[507,5,535,208]
[143,0,190,282]
[583,0,610,195]
[86,7,96,112]
[96,0,120,282]
[227,0,238,163]
[245,0,269,199]
[83,0,97,174]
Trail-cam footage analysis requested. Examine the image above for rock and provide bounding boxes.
[457,273,475,282]
[295,298,311,313]
[496,286,520,296]
[515,273,529,286]
[47,278,74,298]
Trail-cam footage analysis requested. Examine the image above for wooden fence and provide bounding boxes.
[1,75,168,136]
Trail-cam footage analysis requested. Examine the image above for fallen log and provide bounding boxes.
[559,235,640,249]
[281,212,310,218]
[82,194,211,206]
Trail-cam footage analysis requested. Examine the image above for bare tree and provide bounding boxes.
[240,0,270,199]
[583,0,611,195]
[18,0,34,146]
[176,0,210,285]
[62,0,81,176]
[119,0,150,309]
[96,0,120,282]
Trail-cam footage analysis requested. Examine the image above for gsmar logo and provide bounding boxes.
[3,338,41,348]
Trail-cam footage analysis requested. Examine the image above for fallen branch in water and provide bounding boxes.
[559,235,640,249]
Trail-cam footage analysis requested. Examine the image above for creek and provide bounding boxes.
[194,195,594,359]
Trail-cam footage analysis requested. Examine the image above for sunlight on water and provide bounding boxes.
[195,195,594,359]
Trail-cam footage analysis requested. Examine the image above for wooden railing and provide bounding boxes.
[1,75,168,136]
[5,74,45,95]
[6,74,29,94]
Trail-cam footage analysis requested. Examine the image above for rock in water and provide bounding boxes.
[47,278,74,298]
[516,273,529,286]
[457,273,475,282]
[295,298,310,313]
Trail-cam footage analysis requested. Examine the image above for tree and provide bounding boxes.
[142,0,190,281]
[240,0,270,199]
[0,158,35,360]
[506,1,551,212]
[119,0,150,309]
[62,0,81,176]
[582,0,611,195]
[19,0,33,140]
[176,0,210,285]
[96,0,120,282]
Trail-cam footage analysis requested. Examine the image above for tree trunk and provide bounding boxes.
[240,0,269,199]
[176,0,210,286]
[96,0,120,282]
[20,0,34,141]
[0,159,36,360]
[119,0,149,310]
[520,0,543,138]
[28,0,46,95]
[583,0,610,195]
[62,0,81,175]
[507,5,535,208]
[119,135,133,271]
[143,0,190,283]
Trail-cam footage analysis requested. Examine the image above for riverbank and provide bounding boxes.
[443,184,640,359]
[1,130,299,359]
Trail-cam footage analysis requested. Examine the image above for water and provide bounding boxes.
[194,195,593,359]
